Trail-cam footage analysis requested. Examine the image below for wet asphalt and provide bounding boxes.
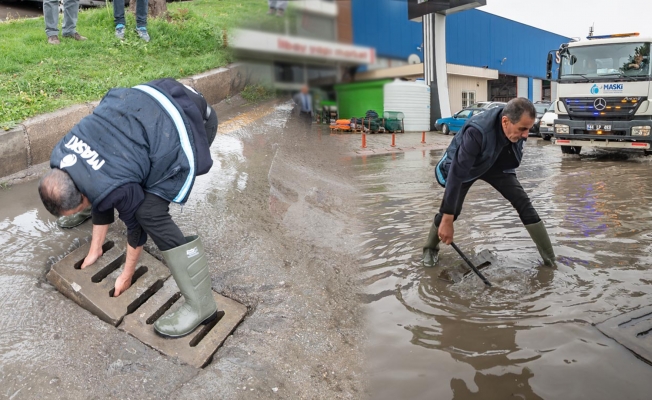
[2,103,652,399]
[356,138,652,399]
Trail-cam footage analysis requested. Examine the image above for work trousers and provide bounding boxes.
[268,0,287,10]
[134,106,218,251]
[435,170,540,227]
[44,0,79,37]
[114,0,148,27]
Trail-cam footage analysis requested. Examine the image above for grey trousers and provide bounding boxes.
[268,0,287,10]
[44,0,80,37]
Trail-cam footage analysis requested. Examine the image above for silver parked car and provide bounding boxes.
[469,101,507,110]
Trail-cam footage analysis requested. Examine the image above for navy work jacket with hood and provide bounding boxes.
[50,78,213,206]
[435,106,525,186]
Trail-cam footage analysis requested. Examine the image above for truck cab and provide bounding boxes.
[546,34,651,155]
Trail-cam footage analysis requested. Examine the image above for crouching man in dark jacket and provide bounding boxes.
[38,78,219,338]
[423,98,555,267]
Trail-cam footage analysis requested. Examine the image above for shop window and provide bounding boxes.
[462,90,476,108]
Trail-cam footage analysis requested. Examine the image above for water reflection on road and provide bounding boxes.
[356,141,652,399]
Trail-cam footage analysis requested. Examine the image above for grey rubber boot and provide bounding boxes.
[154,235,218,338]
[56,206,92,228]
[525,220,556,266]
[422,220,441,268]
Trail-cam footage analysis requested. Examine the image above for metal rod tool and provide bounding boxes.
[450,242,492,287]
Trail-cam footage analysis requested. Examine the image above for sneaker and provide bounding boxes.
[47,35,60,45]
[115,24,125,40]
[136,27,150,42]
[62,32,87,41]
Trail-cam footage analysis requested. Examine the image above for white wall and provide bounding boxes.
[517,76,528,98]
[447,75,489,114]
[532,79,542,102]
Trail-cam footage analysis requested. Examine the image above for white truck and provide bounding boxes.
[546,33,651,155]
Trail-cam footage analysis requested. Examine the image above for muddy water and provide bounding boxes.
[357,142,652,399]
[0,101,367,399]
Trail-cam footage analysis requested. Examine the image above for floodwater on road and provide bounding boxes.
[0,100,368,399]
[356,140,652,399]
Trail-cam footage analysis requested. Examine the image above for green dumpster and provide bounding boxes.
[334,79,392,120]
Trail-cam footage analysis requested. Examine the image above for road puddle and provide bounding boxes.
[356,142,652,399]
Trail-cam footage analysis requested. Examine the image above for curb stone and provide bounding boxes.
[0,63,257,180]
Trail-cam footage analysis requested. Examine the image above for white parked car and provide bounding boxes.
[538,105,557,141]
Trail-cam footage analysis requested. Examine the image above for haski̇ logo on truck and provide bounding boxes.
[590,83,624,94]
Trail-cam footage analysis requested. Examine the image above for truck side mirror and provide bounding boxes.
[546,53,553,80]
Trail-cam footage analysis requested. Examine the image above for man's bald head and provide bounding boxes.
[38,168,83,216]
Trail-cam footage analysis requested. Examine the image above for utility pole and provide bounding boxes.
[407,0,486,130]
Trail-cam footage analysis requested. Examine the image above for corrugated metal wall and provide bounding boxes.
[351,0,423,60]
[351,1,570,79]
[448,75,489,114]
[445,10,569,79]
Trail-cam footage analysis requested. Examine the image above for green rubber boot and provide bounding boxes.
[525,220,556,266]
[154,235,218,338]
[56,206,92,228]
[422,219,441,268]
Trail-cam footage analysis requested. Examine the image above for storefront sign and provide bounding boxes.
[231,29,375,65]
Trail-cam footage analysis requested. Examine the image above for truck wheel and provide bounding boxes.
[543,134,551,141]
[561,145,581,155]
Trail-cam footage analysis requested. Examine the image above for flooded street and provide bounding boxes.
[0,99,365,399]
[2,100,652,399]
[357,140,652,399]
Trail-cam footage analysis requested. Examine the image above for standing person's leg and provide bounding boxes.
[423,180,475,267]
[135,192,218,337]
[113,0,126,39]
[482,171,555,265]
[62,0,86,40]
[275,0,287,16]
[267,0,276,14]
[43,0,60,44]
[135,0,150,42]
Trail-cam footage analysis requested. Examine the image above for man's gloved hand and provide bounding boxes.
[438,214,455,245]
[113,272,133,297]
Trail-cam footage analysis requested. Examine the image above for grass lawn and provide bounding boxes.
[0,0,267,129]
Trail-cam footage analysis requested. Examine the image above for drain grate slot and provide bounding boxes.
[126,279,165,314]
[108,266,149,297]
[91,252,126,283]
[596,305,652,365]
[146,292,182,324]
[618,311,652,328]
[637,328,652,338]
[189,311,225,347]
[74,241,116,269]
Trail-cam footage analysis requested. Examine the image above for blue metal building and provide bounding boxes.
[350,0,571,106]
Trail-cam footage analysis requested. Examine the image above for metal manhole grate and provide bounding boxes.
[47,239,247,368]
[595,305,652,364]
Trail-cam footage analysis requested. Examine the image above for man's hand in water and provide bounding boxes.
[80,224,110,269]
[113,271,133,297]
[438,214,455,245]
[113,244,143,297]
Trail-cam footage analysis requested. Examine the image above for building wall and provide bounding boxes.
[446,10,569,79]
[336,0,353,43]
[448,75,489,114]
[350,0,423,61]
[350,0,571,79]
